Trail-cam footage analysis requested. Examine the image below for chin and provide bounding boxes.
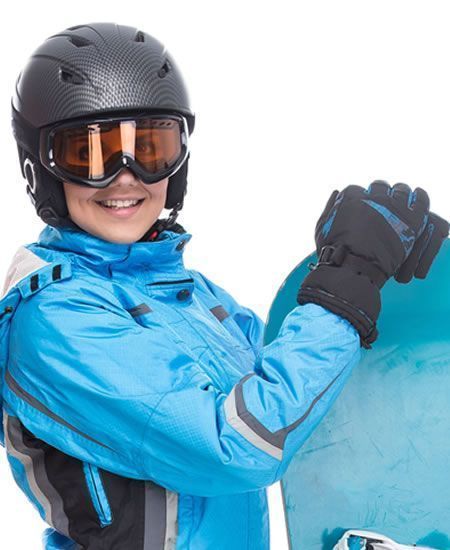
[108,232,143,244]
[92,225,145,244]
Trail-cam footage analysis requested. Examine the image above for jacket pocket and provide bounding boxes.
[220,313,252,348]
[146,278,194,305]
[82,461,113,527]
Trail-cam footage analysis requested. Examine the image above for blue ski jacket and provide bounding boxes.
[0,224,361,549]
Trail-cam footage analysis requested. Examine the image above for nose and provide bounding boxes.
[109,168,140,187]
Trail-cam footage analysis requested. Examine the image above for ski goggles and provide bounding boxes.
[39,113,189,187]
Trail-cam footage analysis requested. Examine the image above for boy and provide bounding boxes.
[2,22,448,550]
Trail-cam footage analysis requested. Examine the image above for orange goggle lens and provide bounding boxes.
[51,117,183,180]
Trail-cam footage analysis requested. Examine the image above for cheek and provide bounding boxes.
[149,181,168,201]
[63,183,97,205]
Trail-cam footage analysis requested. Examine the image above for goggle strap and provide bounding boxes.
[12,106,40,155]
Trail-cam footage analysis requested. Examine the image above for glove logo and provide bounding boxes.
[362,199,416,255]
[322,209,337,238]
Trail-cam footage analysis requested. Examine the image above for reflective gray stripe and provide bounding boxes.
[224,378,283,460]
[234,374,286,450]
[3,411,71,537]
[143,481,178,550]
[224,368,346,460]
[127,303,152,317]
[210,305,229,322]
[164,490,178,550]
[5,370,113,451]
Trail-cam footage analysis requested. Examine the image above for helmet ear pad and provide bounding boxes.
[17,145,77,229]
[165,152,190,209]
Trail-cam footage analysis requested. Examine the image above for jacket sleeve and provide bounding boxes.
[5,272,361,498]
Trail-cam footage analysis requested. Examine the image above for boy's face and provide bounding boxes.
[63,168,169,244]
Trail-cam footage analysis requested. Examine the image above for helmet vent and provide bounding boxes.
[67,24,86,31]
[66,34,93,48]
[158,59,172,78]
[59,67,85,85]
[47,32,92,48]
[134,30,145,42]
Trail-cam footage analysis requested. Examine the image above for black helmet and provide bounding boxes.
[11,22,195,235]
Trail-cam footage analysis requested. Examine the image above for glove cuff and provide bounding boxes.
[297,263,381,349]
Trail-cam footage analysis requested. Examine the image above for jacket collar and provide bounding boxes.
[37,224,192,271]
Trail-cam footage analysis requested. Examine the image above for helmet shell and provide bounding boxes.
[13,22,195,132]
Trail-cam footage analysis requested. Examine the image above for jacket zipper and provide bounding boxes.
[82,462,113,527]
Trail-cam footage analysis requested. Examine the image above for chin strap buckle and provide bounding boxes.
[142,200,185,242]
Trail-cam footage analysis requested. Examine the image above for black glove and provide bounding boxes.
[394,211,449,283]
[297,181,432,349]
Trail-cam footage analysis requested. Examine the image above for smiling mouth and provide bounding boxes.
[95,198,146,210]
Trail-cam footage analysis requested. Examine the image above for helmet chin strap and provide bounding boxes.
[138,199,185,242]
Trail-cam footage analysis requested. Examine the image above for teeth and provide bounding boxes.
[99,199,141,208]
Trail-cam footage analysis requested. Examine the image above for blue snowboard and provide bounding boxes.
[264,240,450,550]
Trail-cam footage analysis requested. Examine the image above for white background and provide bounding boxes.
[1,1,450,548]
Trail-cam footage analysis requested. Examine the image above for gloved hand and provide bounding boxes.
[297,181,448,349]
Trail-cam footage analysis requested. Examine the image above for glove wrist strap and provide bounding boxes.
[310,244,389,288]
